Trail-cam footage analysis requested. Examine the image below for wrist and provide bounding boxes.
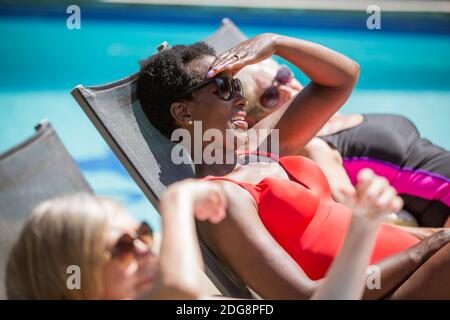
[163,179,197,199]
[272,34,285,54]
[349,215,384,234]
[408,230,449,264]
[408,243,426,265]
[161,185,194,214]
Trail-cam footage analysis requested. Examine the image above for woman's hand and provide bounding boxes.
[191,181,228,224]
[207,33,280,78]
[412,229,450,263]
[164,179,227,224]
[336,168,403,226]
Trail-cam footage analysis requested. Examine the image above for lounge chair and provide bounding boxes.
[205,18,246,54]
[71,18,254,298]
[0,120,93,299]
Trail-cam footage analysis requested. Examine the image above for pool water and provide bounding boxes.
[1,6,449,231]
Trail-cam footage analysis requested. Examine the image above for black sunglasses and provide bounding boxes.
[178,74,244,101]
[259,65,294,110]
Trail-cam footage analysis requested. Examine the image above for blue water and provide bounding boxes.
[1,6,449,231]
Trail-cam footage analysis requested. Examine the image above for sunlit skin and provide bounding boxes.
[245,65,363,132]
[101,213,158,300]
[168,33,450,299]
[154,167,422,301]
[170,56,250,171]
[243,63,450,229]
[253,69,303,110]
[100,181,231,300]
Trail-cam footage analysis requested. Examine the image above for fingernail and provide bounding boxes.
[207,70,215,78]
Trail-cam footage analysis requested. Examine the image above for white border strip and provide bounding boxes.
[101,0,450,14]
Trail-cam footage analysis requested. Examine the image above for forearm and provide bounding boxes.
[274,35,360,89]
[156,188,204,297]
[362,240,427,299]
[267,36,359,155]
[312,219,379,300]
[389,225,446,240]
[314,220,428,300]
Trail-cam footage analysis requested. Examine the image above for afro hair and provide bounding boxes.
[137,41,216,138]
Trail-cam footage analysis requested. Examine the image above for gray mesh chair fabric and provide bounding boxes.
[71,18,253,298]
[0,120,92,299]
[205,18,247,54]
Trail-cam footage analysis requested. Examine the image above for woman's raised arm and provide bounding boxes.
[145,180,227,299]
[207,33,360,155]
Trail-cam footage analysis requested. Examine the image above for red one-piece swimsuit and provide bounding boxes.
[205,154,419,280]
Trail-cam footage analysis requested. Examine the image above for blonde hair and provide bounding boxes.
[236,59,284,126]
[6,193,127,299]
[237,58,282,110]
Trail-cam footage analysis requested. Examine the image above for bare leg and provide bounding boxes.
[389,243,450,299]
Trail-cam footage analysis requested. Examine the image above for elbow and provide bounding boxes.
[352,61,360,80]
[339,60,360,88]
[327,60,360,89]
[336,60,359,92]
[348,61,360,85]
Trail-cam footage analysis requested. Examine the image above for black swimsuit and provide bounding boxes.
[322,114,450,227]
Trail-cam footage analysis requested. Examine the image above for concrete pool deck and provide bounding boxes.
[101,0,450,13]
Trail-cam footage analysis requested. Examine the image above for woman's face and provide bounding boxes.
[175,55,250,153]
[101,213,157,300]
[239,64,303,127]
[254,66,303,112]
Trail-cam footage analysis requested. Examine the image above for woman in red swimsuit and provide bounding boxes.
[204,153,418,281]
[137,34,450,299]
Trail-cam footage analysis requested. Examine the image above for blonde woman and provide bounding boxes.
[7,173,404,300]
[6,182,224,300]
